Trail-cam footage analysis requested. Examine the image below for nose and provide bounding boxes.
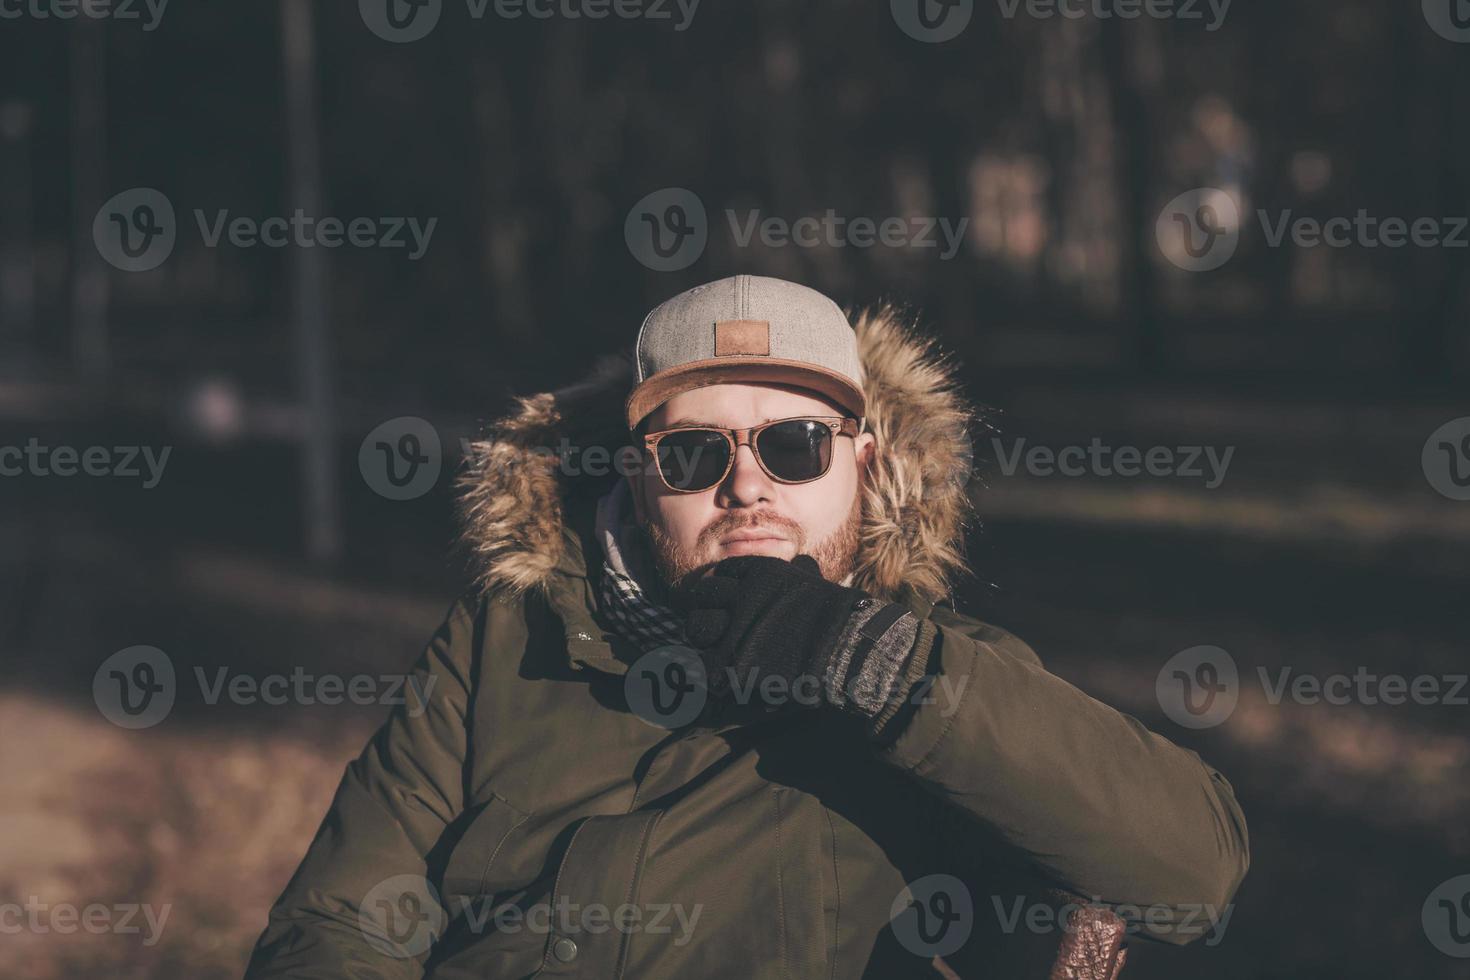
[715,442,775,507]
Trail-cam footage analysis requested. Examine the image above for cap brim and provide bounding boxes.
[626,357,866,429]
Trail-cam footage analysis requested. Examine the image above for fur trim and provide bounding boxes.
[456,305,978,606]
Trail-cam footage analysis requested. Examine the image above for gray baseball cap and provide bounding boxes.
[625,275,867,429]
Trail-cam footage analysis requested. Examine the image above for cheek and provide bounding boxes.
[650,492,714,547]
[791,466,858,535]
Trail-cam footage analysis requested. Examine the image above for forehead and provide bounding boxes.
[649,382,842,428]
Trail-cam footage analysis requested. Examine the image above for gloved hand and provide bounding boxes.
[675,554,921,717]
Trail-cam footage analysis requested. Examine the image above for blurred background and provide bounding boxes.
[2,1,1468,977]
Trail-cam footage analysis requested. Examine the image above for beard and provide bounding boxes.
[643,489,864,593]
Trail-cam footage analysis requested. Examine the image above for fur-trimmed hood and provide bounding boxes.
[456,305,978,607]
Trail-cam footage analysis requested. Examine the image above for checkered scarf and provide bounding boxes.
[595,481,688,651]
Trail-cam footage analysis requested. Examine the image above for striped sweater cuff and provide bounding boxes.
[823,601,923,720]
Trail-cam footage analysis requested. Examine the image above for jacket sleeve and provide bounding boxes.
[873,607,1249,946]
[242,598,479,979]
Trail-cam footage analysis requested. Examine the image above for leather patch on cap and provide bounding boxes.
[714,320,770,356]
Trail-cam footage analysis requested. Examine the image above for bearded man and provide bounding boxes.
[245,275,1248,979]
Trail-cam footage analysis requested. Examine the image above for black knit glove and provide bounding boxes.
[675,554,922,717]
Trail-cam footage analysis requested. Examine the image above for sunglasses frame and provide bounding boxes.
[641,415,864,493]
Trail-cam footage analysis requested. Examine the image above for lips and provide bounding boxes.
[718,529,789,544]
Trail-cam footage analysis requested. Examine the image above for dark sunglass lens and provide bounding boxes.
[757,420,832,482]
[656,430,731,490]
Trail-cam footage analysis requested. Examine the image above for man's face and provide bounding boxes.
[629,382,876,590]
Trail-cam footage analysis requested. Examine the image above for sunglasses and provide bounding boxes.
[641,416,863,493]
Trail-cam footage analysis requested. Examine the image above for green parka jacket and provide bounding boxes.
[243,308,1248,979]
